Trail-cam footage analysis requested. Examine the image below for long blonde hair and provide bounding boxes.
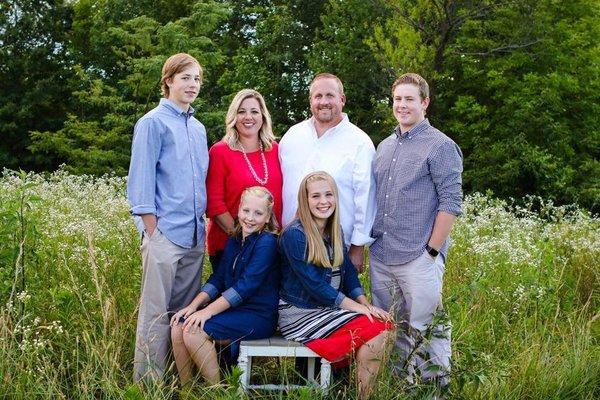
[223,89,276,151]
[296,171,344,268]
[234,186,279,237]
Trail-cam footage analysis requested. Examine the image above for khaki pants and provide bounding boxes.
[369,251,450,385]
[133,229,204,382]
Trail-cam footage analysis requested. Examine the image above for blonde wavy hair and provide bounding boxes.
[234,186,279,237]
[296,171,344,268]
[223,89,276,151]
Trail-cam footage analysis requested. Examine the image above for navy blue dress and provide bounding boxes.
[198,231,279,362]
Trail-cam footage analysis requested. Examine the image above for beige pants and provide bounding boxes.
[133,229,204,382]
[369,251,450,385]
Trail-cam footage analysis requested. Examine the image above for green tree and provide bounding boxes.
[370,0,600,211]
[218,0,326,137]
[30,0,230,175]
[447,0,600,210]
[0,0,73,171]
[309,0,395,142]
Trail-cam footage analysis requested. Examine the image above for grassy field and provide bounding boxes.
[1,168,598,399]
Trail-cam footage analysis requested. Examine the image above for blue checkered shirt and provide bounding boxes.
[370,119,463,265]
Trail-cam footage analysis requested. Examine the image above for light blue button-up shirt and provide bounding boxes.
[127,98,209,249]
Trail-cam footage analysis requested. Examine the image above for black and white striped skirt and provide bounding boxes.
[278,300,361,343]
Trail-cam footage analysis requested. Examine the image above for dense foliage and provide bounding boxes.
[1,0,599,210]
[1,169,598,399]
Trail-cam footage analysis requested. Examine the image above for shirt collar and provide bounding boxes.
[395,118,429,139]
[309,113,349,138]
[160,98,196,117]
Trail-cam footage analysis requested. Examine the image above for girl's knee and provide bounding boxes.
[364,331,390,353]
[357,342,382,364]
[182,329,211,346]
[171,324,184,343]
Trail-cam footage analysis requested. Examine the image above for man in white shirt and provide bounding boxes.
[279,73,376,271]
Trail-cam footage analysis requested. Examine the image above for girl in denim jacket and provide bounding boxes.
[278,171,394,399]
[170,187,279,384]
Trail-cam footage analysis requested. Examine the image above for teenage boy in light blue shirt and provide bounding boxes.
[127,53,209,382]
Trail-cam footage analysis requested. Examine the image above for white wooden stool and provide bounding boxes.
[237,336,331,392]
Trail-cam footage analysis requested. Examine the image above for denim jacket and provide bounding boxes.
[279,220,365,309]
[201,231,279,317]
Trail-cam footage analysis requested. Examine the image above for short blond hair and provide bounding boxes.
[160,53,202,97]
[391,73,429,100]
[223,89,276,151]
[309,73,345,97]
[295,171,344,268]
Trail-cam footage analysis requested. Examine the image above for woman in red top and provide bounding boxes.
[206,89,283,270]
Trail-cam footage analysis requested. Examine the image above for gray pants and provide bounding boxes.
[369,251,450,385]
[133,230,204,382]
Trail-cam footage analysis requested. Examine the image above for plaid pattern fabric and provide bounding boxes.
[370,119,463,265]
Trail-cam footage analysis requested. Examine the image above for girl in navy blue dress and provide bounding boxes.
[170,186,279,384]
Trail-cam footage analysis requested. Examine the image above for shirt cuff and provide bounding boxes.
[438,203,462,217]
[333,292,346,308]
[130,204,156,215]
[349,287,365,300]
[206,204,228,218]
[222,287,243,307]
[350,230,375,246]
[201,283,219,300]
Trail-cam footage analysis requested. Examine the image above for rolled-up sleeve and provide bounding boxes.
[224,235,278,308]
[200,282,220,300]
[430,141,463,216]
[127,118,161,215]
[281,229,345,307]
[350,142,377,246]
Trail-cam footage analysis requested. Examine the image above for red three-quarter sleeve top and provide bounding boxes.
[205,140,283,256]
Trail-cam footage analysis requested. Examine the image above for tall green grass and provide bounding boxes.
[1,169,598,399]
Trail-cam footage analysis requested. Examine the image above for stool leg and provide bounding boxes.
[320,358,331,390]
[307,357,316,383]
[238,347,250,391]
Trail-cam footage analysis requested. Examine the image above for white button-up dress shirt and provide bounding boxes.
[279,114,376,247]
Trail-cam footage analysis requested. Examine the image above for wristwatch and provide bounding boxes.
[425,244,439,258]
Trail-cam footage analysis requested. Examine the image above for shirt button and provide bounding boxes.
[392,158,396,162]
[384,213,387,216]
[385,194,389,198]
[388,176,392,180]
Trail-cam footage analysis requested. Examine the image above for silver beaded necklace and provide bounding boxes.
[239,141,269,185]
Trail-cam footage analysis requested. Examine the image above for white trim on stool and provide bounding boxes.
[238,336,331,392]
